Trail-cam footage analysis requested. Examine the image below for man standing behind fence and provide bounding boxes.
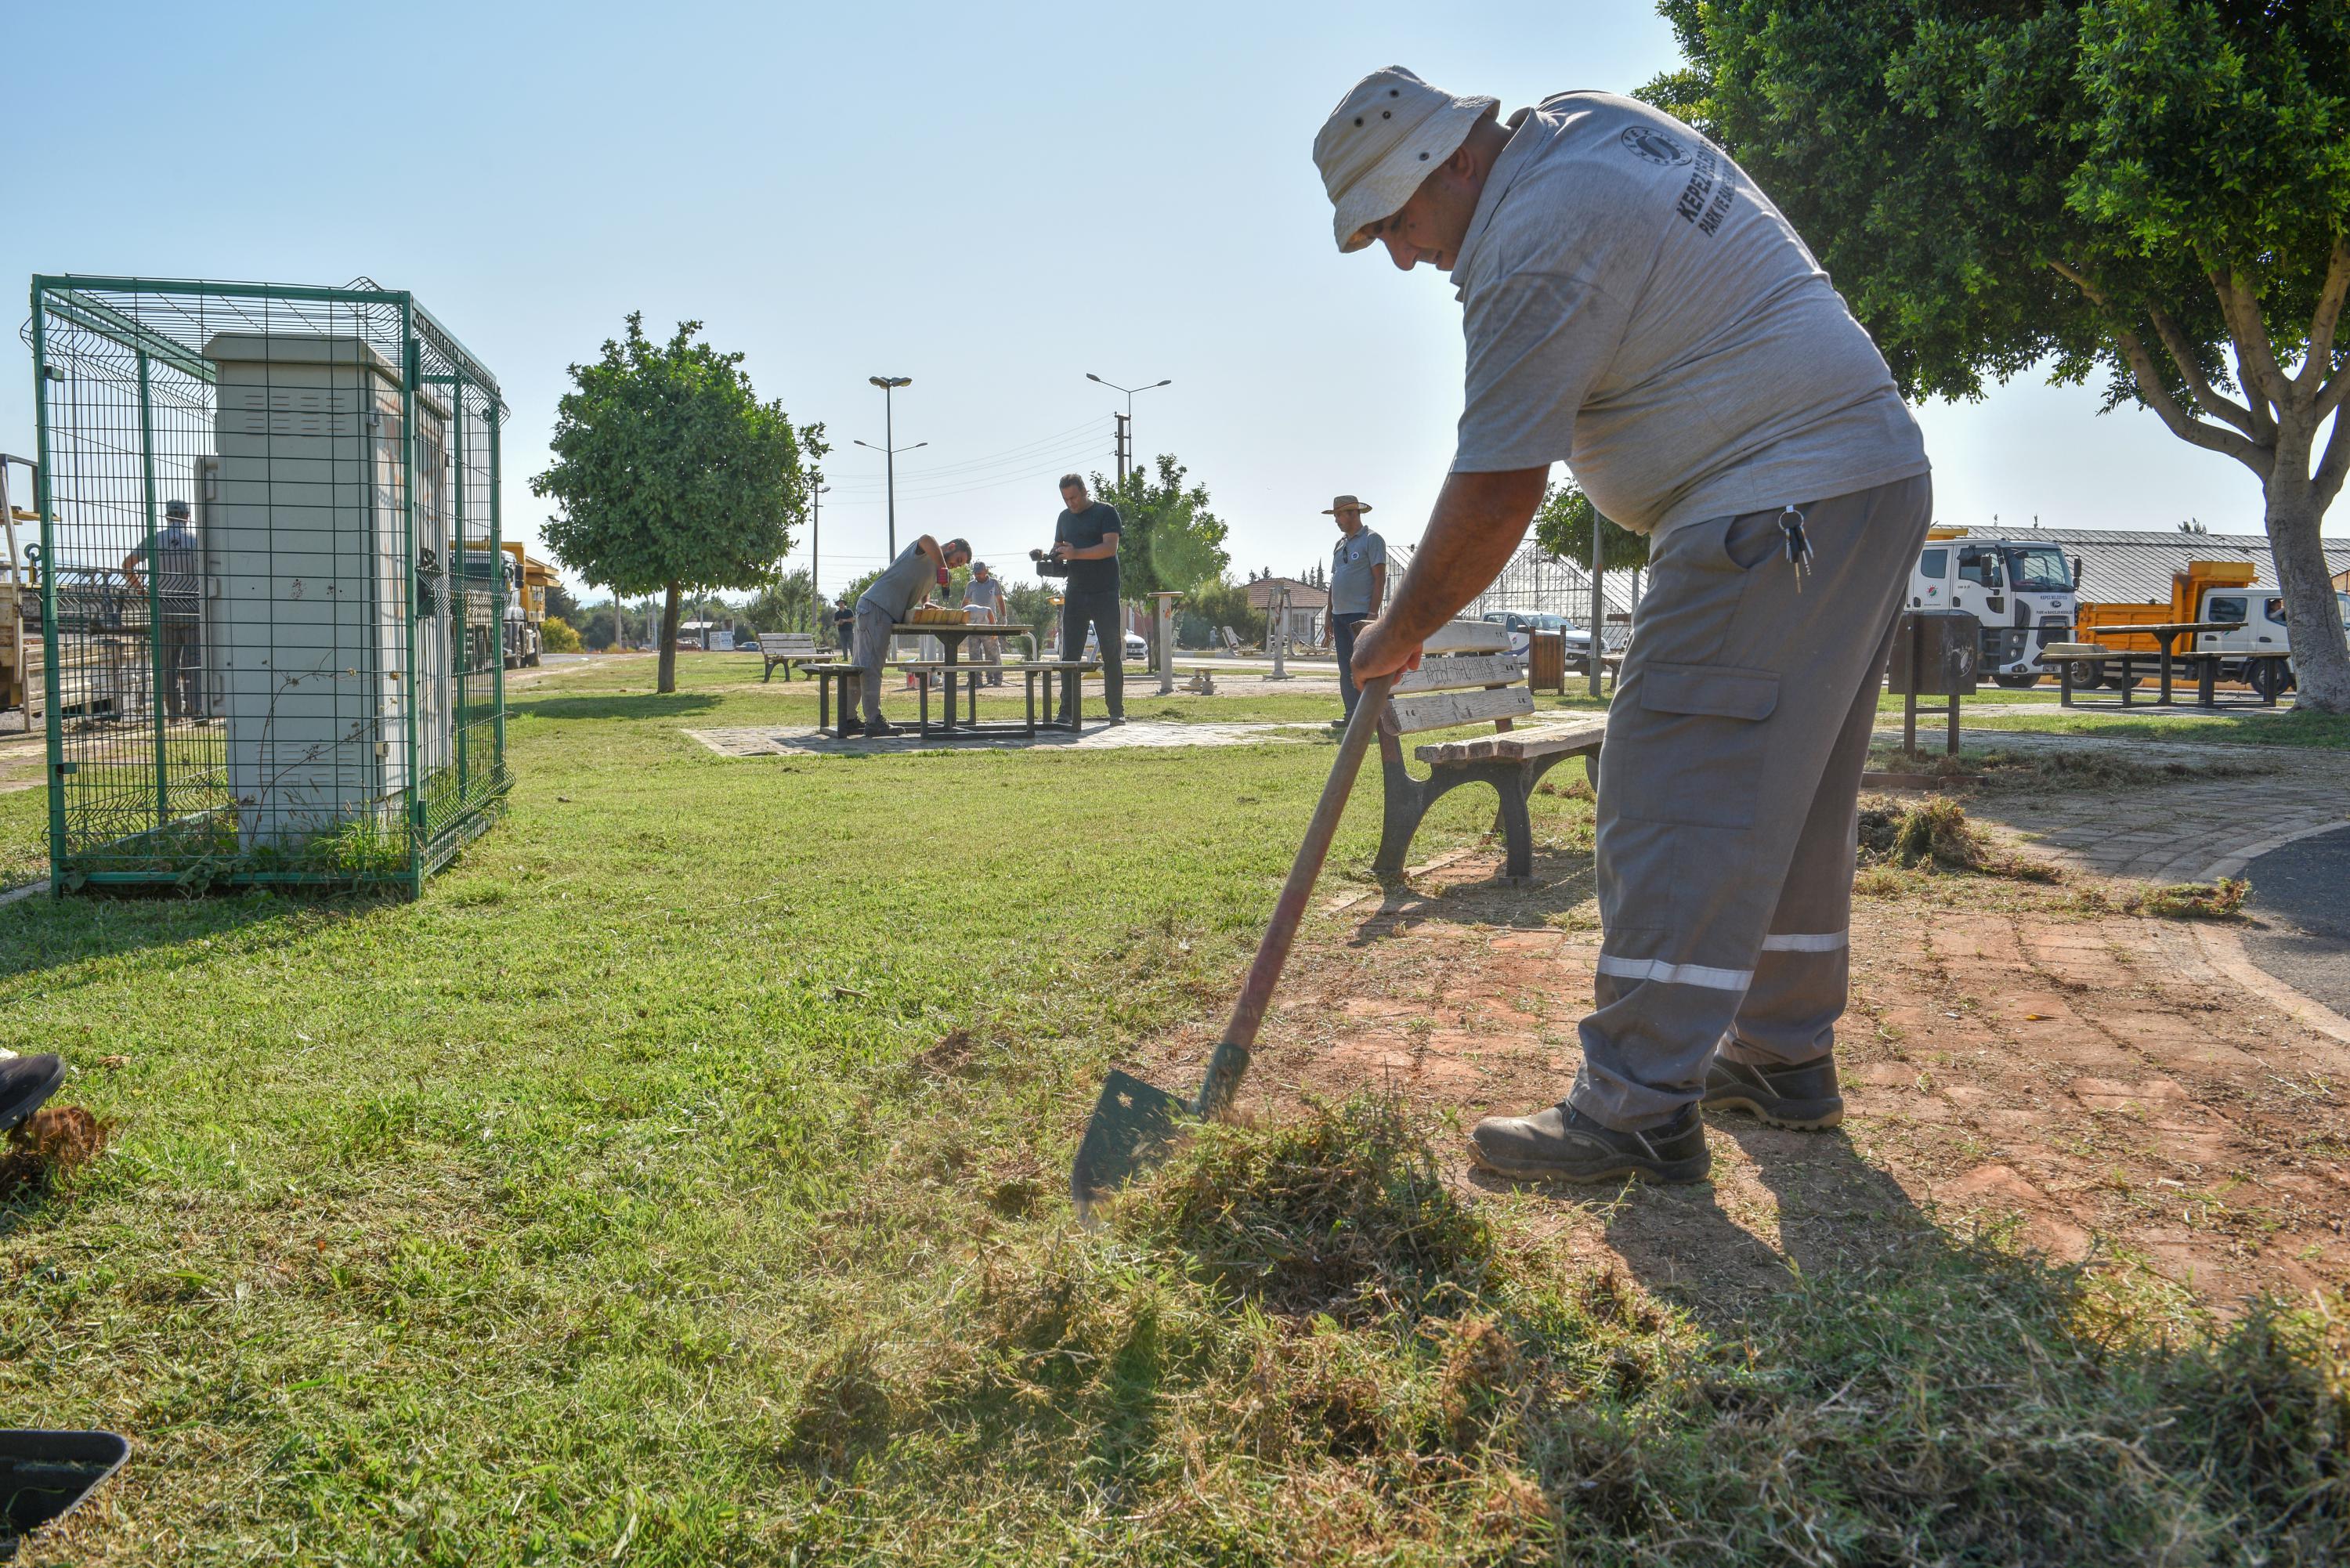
[120,497,204,722]
[852,533,971,737]
[1319,493,1386,725]
[1051,475,1126,726]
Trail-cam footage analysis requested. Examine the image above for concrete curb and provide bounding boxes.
[2200,818,2350,884]
[2190,919,2350,1050]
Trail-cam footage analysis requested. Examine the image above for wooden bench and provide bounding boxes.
[757,631,825,681]
[1373,621,1607,883]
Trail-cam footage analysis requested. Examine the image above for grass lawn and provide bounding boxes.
[0,656,2343,1563]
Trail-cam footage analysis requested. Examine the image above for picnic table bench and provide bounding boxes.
[2038,633,2285,709]
[756,631,827,681]
[809,650,1101,739]
[1372,620,1607,883]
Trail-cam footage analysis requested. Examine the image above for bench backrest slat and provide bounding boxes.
[1421,620,1513,655]
[1386,685,1536,735]
[759,632,819,653]
[1393,652,1523,694]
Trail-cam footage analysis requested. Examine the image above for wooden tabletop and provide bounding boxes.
[2093,621,2247,636]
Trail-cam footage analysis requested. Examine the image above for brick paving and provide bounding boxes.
[1874,721,2350,883]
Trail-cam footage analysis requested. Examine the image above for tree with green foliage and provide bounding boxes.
[1531,477,1648,572]
[531,313,826,693]
[1177,576,1267,649]
[742,567,819,633]
[1646,0,2350,709]
[1086,454,1232,600]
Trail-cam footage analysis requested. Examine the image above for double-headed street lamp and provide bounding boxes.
[1085,372,1171,483]
[857,374,919,557]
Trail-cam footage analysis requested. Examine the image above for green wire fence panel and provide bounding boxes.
[27,276,509,894]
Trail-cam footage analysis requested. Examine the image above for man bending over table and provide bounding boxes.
[852,534,971,737]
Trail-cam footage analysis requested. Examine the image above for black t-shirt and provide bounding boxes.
[1054,501,1123,598]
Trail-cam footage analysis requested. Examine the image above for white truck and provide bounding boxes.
[1905,530,2078,688]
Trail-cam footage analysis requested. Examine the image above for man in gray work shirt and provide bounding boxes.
[121,497,205,721]
[963,560,1007,685]
[1318,493,1386,724]
[1319,68,1931,1183]
[853,533,971,735]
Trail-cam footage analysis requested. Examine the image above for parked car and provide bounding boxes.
[1083,629,1150,661]
[1480,610,1596,670]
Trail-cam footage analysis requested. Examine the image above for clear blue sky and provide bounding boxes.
[3,0,2327,603]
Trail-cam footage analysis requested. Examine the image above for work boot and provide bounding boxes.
[1466,1101,1708,1184]
[0,1053,66,1133]
[1704,1053,1844,1130]
[862,719,900,739]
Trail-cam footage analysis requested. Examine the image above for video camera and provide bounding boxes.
[1029,546,1070,580]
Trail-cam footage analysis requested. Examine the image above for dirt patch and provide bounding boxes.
[1128,847,2350,1313]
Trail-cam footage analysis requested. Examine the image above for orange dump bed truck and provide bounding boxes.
[2073,560,2258,655]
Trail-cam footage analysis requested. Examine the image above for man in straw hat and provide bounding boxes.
[1319,68,1931,1183]
[1319,494,1386,726]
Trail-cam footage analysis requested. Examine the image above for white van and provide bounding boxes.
[2193,585,2350,700]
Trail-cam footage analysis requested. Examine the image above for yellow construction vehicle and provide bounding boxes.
[499,540,562,668]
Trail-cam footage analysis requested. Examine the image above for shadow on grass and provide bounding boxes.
[0,887,385,987]
[1343,844,1598,945]
[508,692,722,722]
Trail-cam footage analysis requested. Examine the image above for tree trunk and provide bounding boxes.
[657,582,682,695]
[2264,478,2350,712]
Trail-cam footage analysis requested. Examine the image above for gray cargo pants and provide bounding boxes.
[1570,473,1932,1132]
[852,601,898,725]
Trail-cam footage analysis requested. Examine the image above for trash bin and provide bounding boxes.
[1528,630,1565,692]
[1885,609,1981,695]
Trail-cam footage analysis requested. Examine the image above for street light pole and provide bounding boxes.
[865,375,913,556]
[1084,373,1171,485]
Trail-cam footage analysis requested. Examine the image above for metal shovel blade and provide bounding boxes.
[1070,1068,1190,1223]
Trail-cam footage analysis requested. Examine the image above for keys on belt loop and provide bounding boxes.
[1777,504,1813,591]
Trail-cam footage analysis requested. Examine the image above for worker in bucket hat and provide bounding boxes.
[1320,67,1932,1183]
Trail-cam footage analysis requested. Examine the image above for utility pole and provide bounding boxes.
[856,377,918,558]
[1085,373,1170,488]
[808,481,830,631]
[1112,412,1130,484]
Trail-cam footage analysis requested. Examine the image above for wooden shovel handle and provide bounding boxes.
[1220,672,1398,1052]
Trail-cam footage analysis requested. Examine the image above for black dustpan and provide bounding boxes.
[1072,674,1396,1222]
[0,1429,128,1556]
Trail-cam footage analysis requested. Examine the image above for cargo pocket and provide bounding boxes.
[1611,661,1779,829]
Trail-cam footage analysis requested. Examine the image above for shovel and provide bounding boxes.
[1071,672,1399,1221]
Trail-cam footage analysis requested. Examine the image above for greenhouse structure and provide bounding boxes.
[27,275,509,894]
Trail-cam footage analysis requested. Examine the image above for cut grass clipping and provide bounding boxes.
[782,1097,2349,1563]
[1858,796,2054,880]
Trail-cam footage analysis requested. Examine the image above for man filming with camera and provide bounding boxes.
[1037,473,1126,726]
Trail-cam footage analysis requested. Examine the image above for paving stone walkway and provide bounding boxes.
[1875,721,2350,883]
[684,718,1329,758]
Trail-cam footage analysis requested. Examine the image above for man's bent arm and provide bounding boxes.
[1347,468,1547,679]
[1060,531,1119,562]
[1368,561,1387,618]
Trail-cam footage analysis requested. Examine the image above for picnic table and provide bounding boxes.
[2077,620,2247,706]
[811,623,1103,741]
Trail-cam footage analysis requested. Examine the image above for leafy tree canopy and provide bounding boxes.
[1646,0,2350,705]
[530,313,824,689]
[1531,477,1650,571]
[1086,454,1232,599]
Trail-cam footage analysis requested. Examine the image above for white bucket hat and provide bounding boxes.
[1314,67,1499,253]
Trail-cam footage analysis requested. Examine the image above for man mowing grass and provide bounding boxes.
[1324,68,1932,1183]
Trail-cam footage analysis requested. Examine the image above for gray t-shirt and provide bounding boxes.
[858,540,936,623]
[963,574,1005,620]
[1329,529,1386,616]
[128,518,203,620]
[1448,92,1928,538]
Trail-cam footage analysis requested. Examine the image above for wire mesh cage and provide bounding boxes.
[26,276,509,894]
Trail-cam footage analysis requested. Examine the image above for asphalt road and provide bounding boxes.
[2242,826,2350,1020]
